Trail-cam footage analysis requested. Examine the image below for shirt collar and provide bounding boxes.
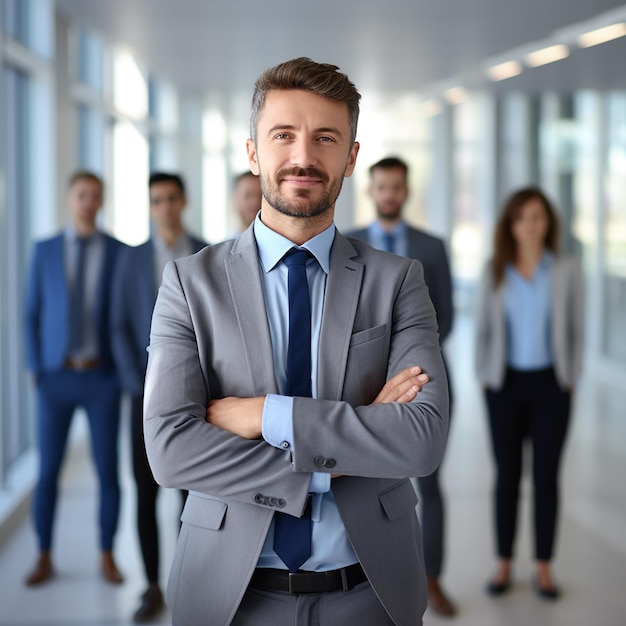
[369,220,407,238]
[253,213,334,274]
[506,250,554,277]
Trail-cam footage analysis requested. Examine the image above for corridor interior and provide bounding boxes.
[0,313,624,626]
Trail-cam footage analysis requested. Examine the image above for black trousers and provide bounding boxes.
[131,394,186,584]
[486,368,570,561]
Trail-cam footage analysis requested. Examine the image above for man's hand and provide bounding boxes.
[372,365,428,405]
[206,397,265,439]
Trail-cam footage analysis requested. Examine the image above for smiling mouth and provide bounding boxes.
[282,177,321,187]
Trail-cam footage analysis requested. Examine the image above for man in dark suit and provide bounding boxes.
[24,171,127,586]
[346,156,456,616]
[144,58,449,626]
[111,172,207,622]
[110,172,207,622]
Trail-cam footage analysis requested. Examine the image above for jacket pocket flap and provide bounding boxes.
[181,493,227,530]
[350,323,388,347]
[378,479,418,521]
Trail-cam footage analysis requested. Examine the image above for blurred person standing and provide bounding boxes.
[475,187,585,600]
[24,171,127,586]
[232,170,262,234]
[110,172,207,622]
[346,156,456,617]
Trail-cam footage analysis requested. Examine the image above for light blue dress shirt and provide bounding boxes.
[504,251,554,370]
[64,227,104,360]
[367,220,408,257]
[254,215,358,571]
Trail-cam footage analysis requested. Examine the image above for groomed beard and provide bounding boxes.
[259,166,344,219]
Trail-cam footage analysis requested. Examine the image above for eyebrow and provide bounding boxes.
[266,124,345,140]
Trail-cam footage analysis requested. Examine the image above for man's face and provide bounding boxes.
[369,167,408,221]
[246,89,359,222]
[68,178,102,226]
[149,181,186,230]
[234,175,262,228]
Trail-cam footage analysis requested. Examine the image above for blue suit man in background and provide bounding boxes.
[111,172,207,623]
[24,171,127,587]
[346,156,456,617]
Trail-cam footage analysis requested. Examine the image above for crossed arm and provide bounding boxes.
[206,365,429,439]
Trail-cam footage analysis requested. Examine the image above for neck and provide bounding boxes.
[516,244,544,265]
[260,205,333,246]
[74,221,97,237]
[158,224,185,247]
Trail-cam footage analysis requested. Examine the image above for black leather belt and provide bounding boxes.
[250,563,367,594]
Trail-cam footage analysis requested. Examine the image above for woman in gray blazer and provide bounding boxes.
[475,187,584,601]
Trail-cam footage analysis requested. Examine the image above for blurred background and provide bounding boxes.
[0,1,625,624]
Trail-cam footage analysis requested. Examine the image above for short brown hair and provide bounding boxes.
[250,57,361,143]
[492,186,560,285]
[68,170,103,192]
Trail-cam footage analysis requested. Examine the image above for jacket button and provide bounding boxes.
[314,456,326,467]
[254,493,264,504]
[325,459,336,468]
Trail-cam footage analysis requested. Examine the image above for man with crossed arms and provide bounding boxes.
[144,57,448,625]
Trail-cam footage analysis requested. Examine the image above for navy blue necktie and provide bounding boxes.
[70,236,89,350]
[273,247,313,572]
[383,232,395,254]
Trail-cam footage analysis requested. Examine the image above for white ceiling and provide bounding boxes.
[56,0,626,98]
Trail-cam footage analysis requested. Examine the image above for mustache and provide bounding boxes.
[277,167,327,182]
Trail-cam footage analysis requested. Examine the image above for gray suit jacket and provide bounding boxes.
[144,226,449,626]
[474,255,585,390]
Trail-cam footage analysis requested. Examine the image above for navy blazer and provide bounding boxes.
[25,231,127,376]
[110,235,207,395]
[346,225,454,343]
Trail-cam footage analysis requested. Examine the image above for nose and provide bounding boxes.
[289,137,317,168]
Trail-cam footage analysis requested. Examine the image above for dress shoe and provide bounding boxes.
[101,551,124,584]
[486,578,511,596]
[427,577,457,617]
[24,552,54,586]
[133,584,164,622]
[533,577,560,601]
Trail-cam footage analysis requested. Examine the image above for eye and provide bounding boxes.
[274,132,291,140]
[317,136,335,143]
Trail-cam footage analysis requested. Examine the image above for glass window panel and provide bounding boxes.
[1,66,32,483]
[602,92,626,363]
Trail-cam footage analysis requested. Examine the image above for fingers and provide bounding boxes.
[372,365,429,404]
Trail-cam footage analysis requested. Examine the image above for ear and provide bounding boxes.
[343,142,360,178]
[246,139,260,175]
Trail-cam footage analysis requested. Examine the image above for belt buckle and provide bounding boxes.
[288,571,324,594]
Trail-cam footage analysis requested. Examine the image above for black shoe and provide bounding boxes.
[133,585,164,622]
[486,578,511,596]
[533,578,560,601]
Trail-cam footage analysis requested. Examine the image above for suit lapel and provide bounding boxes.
[318,233,362,401]
[225,231,278,396]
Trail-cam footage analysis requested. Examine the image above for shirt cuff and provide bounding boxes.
[262,394,330,494]
[262,394,294,451]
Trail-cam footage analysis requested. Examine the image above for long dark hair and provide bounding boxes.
[492,187,560,285]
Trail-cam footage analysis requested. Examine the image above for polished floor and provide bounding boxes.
[0,313,625,625]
